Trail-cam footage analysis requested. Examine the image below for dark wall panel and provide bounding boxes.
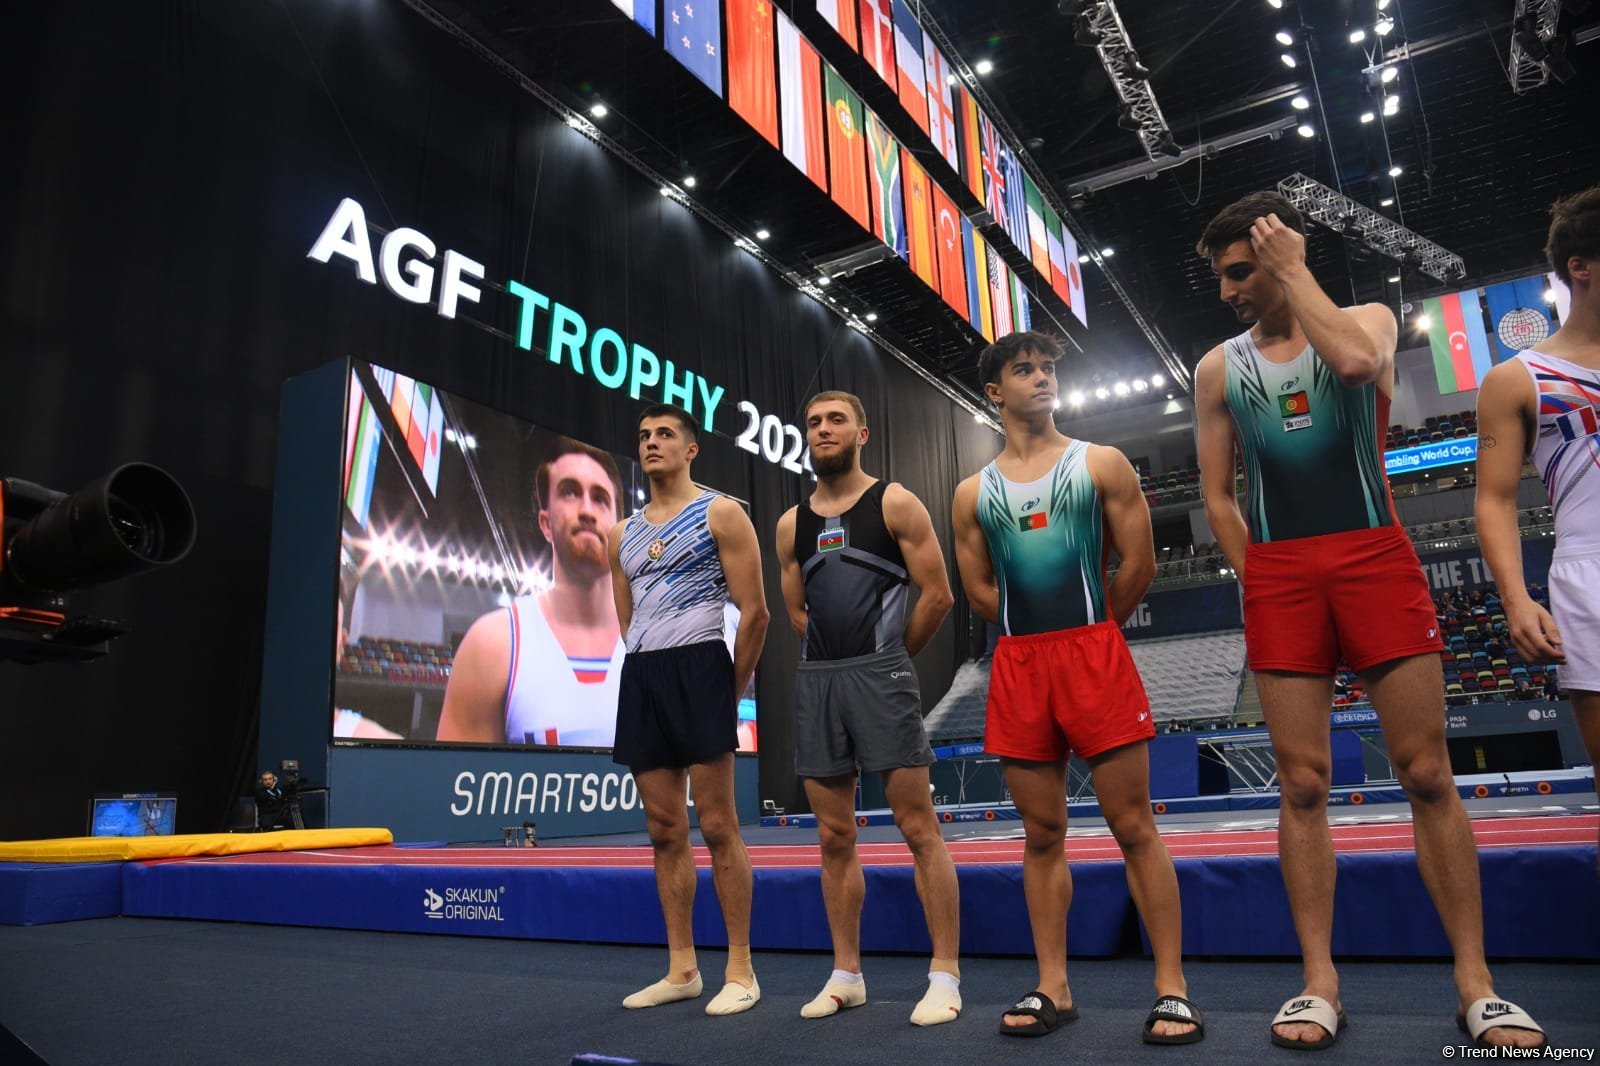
[0,1,993,837]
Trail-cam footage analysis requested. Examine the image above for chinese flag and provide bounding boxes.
[726,0,778,147]
[824,64,870,229]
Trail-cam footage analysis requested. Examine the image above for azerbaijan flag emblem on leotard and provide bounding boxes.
[817,528,845,552]
[1018,513,1049,532]
[1278,390,1309,418]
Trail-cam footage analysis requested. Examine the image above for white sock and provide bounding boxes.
[800,973,867,1019]
[910,972,962,1027]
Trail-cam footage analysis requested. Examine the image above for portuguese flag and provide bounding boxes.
[1279,391,1309,418]
[1018,513,1048,532]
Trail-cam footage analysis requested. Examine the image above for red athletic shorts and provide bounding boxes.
[1244,524,1444,674]
[984,620,1154,762]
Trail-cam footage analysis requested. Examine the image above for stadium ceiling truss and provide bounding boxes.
[1077,0,1180,162]
[1507,0,1565,94]
[1277,173,1466,283]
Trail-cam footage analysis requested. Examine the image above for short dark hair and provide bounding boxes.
[978,331,1064,386]
[1195,191,1306,259]
[1545,185,1600,286]
[535,437,625,518]
[638,403,698,442]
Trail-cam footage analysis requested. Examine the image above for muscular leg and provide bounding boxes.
[1088,742,1192,1039]
[883,764,961,969]
[999,759,1072,1028]
[803,774,865,974]
[631,766,701,997]
[1362,653,1540,1050]
[1256,670,1341,1046]
[688,753,755,988]
[636,766,697,963]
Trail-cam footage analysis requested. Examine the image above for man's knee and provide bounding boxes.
[1022,812,1066,852]
[696,805,742,849]
[1392,747,1454,804]
[646,807,689,850]
[1104,805,1158,851]
[816,816,858,858]
[1277,761,1332,811]
[894,807,944,857]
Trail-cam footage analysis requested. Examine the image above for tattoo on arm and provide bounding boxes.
[1481,434,1497,448]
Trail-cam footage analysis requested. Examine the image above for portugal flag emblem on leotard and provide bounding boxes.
[1018,513,1049,532]
[1278,390,1309,417]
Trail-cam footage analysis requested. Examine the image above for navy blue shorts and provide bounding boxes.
[613,640,737,773]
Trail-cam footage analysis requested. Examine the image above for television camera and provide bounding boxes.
[0,463,196,664]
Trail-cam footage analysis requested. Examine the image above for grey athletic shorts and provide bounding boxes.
[793,646,935,778]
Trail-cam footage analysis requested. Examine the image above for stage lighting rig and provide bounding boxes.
[1075,0,1176,162]
[1508,0,1569,92]
[1276,173,1465,282]
[0,464,196,664]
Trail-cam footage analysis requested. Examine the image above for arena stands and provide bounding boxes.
[340,636,453,687]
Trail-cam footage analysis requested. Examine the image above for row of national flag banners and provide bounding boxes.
[608,0,1083,335]
[1423,274,1565,395]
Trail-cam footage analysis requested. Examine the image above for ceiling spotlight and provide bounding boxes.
[1095,386,1110,399]
[973,411,984,423]
[1267,0,1283,8]
[1360,111,1375,123]
[1383,94,1400,115]
[659,185,673,196]
[1380,65,1399,83]
[1275,30,1294,46]
[1100,247,1115,257]
[1348,28,1366,43]
[1113,381,1131,397]
[755,227,771,240]
[1132,379,1149,392]
[1543,287,1557,304]
[1297,123,1316,138]
[1414,312,1432,330]
[1387,274,1401,283]
[817,274,831,286]
[590,103,609,118]
[1291,94,1311,110]
[1280,52,1298,68]
[865,311,878,322]
[1377,0,1390,9]
[1375,17,1394,36]
[1078,254,1090,263]
[946,73,957,85]
[1150,373,1164,387]
[682,175,697,188]
[1380,197,1394,206]
[1069,390,1086,406]
[974,59,994,75]
[1388,164,1403,177]
[1116,103,1141,131]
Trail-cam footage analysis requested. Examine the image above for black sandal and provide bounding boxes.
[1143,994,1206,1045]
[998,990,1078,1037]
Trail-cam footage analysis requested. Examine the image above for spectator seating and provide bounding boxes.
[340,636,453,685]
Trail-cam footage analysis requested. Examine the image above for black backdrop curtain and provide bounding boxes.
[0,1,996,838]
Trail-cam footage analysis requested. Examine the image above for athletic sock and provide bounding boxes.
[801,972,867,1018]
[910,971,962,1026]
[705,975,762,1016]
